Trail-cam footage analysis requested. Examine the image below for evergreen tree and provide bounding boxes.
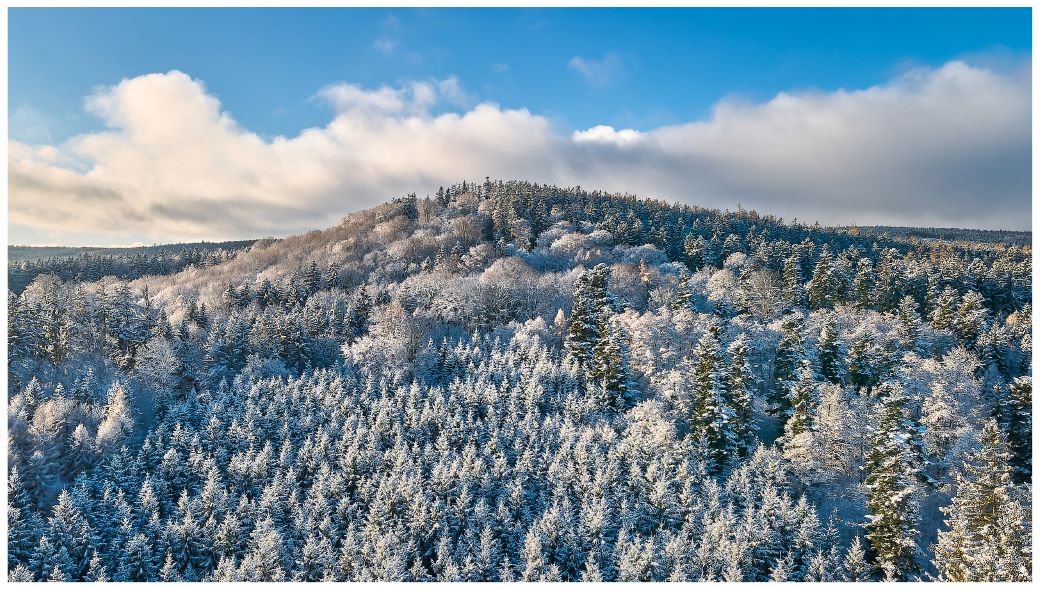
[896,295,923,351]
[846,327,881,391]
[726,335,758,457]
[690,322,735,472]
[864,381,922,581]
[782,254,805,308]
[955,290,988,346]
[768,315,805,425]
[852,258,875,309]
[842,536,870,582]
[672,271,693,312]
[1001,376,1031,482]
[784,362,817,439]
[933,420,1031,581]
[589,316,638,411]
[566,264,610,371]
[684,234,705,270]
[346,287,372,340]
[806,246,835,310]
[817,315,842,384]
[931,287,959,332]
[7,466,44,572]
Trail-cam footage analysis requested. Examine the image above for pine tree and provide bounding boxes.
[864,381,922,581]
[933,420,1031,581]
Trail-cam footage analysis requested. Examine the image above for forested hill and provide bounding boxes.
[7,239,263,294]
[849,226,1031,247]
[7,180,1032,582]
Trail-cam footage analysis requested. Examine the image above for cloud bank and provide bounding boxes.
[8,61,1031,245]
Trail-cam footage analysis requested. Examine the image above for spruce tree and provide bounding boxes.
[690,322,735,472]
[846,328,880,391]
[684,234,705,270]
[1002,376,1031,482]
[817,315,842,384]
[852,258,875,309]
[930,287,959,332]
[347,287,372,340]
[954,290,988,346]
[806,246,835,310]
[784,362,817,438]
[726,335,758,458]
[566,272,601,371]
[933,420,1031,581]
[590,316,638,411]
[864,381,922,581]
[782,254,805,308]
[896,295,922,351]
[672,271,693,312]
[768,315,805,426]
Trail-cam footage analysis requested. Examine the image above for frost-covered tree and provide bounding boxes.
[768,314,805,425]
[690,321,734,472]
[95,382,134,455]
[806,246,835,310]
[933,420,1031,581]
[4,180,1030,582]
[590,316,638,410]
[726,334,758,457]
[864,381,922,581]
[896,295,923,351]
[817,315,843,384]
[1002,376,1032,481]
[566,264,609,370]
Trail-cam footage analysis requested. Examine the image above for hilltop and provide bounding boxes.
[7,180,1032,582]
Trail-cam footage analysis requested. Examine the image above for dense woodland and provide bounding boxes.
[7,180,1032,581]
[8,240,260,295]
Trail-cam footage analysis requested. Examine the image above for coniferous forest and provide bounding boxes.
[6,180,1032,582]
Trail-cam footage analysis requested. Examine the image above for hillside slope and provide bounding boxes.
[7,180,1032,582]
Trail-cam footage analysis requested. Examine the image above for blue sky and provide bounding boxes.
[7,8,1033,245]
[10,7,1030,144]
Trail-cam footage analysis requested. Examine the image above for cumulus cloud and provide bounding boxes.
[8,60,1031,245]
[568,51,624,88]
[572,125,643,145]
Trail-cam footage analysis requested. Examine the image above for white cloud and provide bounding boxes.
[573,125,643,145]
[568,51,624,88]
[8,60,1031,245]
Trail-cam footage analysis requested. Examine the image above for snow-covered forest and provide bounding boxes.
[7,180,1032,581]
